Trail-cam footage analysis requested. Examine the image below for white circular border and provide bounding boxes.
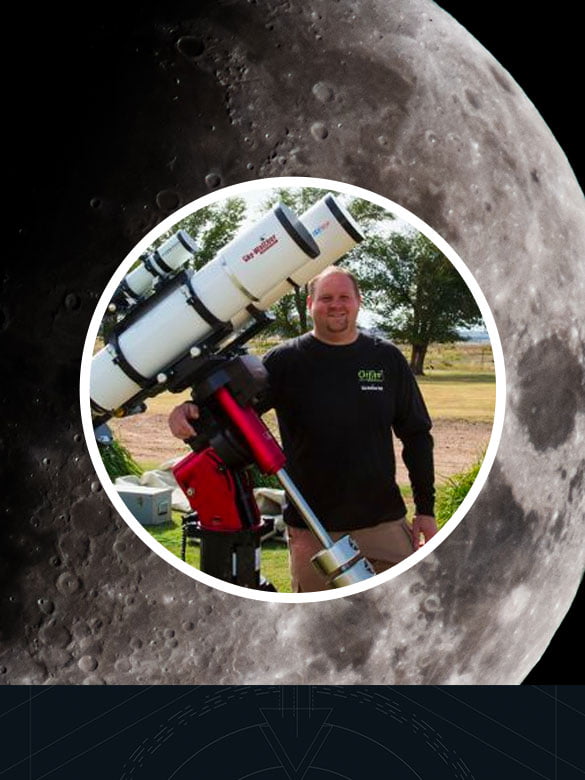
[80,175,506,604]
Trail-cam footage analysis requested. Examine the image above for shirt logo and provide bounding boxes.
[358,369,384,391]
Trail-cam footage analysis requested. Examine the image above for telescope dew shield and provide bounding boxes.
[90,204,319,416]
[229,193,365,330]
[120,230,199,302]
[293,192,364,284]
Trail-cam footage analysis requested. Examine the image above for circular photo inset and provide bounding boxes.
[80,176,505,602]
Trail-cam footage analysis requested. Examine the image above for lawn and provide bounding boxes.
[418,374,495,422]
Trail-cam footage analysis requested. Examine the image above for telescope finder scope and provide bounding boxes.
[115,229,199,307]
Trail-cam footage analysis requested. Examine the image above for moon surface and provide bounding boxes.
[3,0,584,685]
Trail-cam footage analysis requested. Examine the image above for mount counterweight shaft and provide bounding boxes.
[275,468,333,550]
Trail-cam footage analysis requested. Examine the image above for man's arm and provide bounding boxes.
[401,430,438,547]
[392,352,438,547]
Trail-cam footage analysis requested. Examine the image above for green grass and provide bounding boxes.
[421,372,494,383]
[128,454,485,595]
[147,516,185,560]
[417,375,495,422]
[420,341,494,373]
[254,540,291,591]
[414,341,496,422]
[401,455,485,531]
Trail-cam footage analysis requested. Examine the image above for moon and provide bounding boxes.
[3,0,584,685]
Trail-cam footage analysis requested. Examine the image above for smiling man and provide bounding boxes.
[169,266,437,592]
[308,268,361,342]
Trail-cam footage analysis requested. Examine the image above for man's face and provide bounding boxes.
[307,272,361,344]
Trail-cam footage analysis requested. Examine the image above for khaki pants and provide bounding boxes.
[287,518,414,593]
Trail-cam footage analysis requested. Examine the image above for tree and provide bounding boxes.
[155,197,247,269]
[258,189,396,336]
[270,287,310,337]
[358,230,483,375]
[346,197,394,226]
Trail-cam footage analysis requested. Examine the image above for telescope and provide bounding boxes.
[91,193,377,591]
[111,229,199,311]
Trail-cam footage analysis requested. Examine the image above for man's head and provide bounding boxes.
[307,266,361,345]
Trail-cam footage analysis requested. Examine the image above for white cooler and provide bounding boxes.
[115,484,173,526]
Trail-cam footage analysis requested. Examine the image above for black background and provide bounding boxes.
[4,1,584,776]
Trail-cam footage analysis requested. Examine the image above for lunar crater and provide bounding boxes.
[489,65,514,93]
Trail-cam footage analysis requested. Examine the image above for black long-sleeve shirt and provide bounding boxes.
[261,332,434,531]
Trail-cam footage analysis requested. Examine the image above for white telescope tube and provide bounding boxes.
[120,229,199,301]
[228,193,364,331]
[91,203,319,415]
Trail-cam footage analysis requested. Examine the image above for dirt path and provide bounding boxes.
[110,414,493,485]
[401,418,492,484]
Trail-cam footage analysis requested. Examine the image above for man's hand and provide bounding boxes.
[411,514,438,550]
[168,401,200,440]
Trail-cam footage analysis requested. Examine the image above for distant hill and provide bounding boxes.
[457,327,490,343]
[362,325,490,344]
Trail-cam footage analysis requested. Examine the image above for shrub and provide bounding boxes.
[99,438,142,481]
[435,457,483,527]
[249,465,281,490]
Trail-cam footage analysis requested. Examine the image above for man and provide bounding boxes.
[169,266,437,592]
